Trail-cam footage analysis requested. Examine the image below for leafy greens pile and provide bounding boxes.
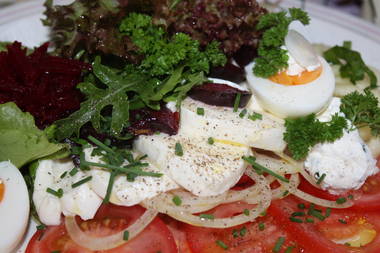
[53,13,226,141]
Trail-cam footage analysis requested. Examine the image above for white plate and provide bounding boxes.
[1,0,380,252]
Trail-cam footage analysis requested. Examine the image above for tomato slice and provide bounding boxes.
[298,156,380,212]
[184,202,302,253]
[268,196,380,253]
[26,204,178,253]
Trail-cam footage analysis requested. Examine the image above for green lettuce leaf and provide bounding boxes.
[0,102,66,168]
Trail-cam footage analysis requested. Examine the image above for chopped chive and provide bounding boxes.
[338,219,347,224]
[36,224,46,230]
[243,209,250,216]
[232,229,239,238]
[282,190,289,197]
[239,109,248,118]
[216,240,229,250]
[103,171,117,204]
[69,167,79,176]
[172,195,182,206]
[240,226,247,237]
[123,230,129,241]
[305,218,314,223]
[285,246,295,253]
[88,136,115,154]
[297,203,306,209]
[200,214,214,220]
[273,237,285,253]
[81,161,162,177]
[46,188,63,198]
[260,210,267,216]
[208,137,215,145]
[289,217,303,223]
[336,197,347,204]
[348,194,354,200]
[72,176,93,188]
[258,222,265,231]
[197,107,205,116]
[175,142,184,156]
[325,208,331,218]
[154,131,161,135]
[243,156,289,183]
[291,212,305,217]
[60,171,67,179]
[51,251,61,253]
[248,112,262,121]
[345,242,351,247]
[233,93,241,112]
[309,210,325,221]
[137,154,148,161]
[316,173,326,185]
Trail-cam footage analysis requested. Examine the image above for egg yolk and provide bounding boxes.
[269,66,322,85]
[0,180,4,203]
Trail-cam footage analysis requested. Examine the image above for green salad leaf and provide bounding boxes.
[0,42,10,52]
[0,103,67,168]
[323,41,377,89]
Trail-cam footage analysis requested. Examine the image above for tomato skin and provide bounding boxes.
[26,204,178,253]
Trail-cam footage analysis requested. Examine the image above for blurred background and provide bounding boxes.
[0,0,378,26]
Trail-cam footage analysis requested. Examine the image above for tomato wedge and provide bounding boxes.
[184,202,303,253]
[26,204,178,253]
[268,196,380,253]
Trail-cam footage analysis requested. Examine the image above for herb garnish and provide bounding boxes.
[46,188,63,198]
[283,113,347,160]
[72,176,93,188]
[216,240,228,250]
[253,8,310,78]
[200,214,215,220]
[172,195,182,206]
[243,156,289,183]
[324,41,377,89]
[340,90,380,136]
[175,143,184,156]
[273,237,286,253]
[316,173,326,185]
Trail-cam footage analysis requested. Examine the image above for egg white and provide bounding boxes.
[0,161,29,253]
[245,56,335,118]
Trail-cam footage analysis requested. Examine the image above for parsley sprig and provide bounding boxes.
[324,41,377,89]
[340,90,380,136]
[253,8,310,78]
[283,113,347,160]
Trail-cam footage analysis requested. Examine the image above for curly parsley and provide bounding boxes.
[253,8,310,78]
[283,113,347,160]
[340,90,380,136]
[324,41,377,89]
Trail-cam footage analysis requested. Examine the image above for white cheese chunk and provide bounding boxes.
[84,148,179,206]
[134,134,251,196]
[179,97,286,152]
[305,98,379,194]
[33,159,102,225]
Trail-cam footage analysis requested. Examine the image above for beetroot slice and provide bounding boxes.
[209,61,245,83]
[128,106,180,136]
[0,41,91,129]
[188,82,251,108]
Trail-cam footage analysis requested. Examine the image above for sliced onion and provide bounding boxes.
[285,29,320,69]
[65,209,158,251]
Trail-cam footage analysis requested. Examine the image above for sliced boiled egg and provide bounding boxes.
[245,30,335,118]
[0,161,30,252]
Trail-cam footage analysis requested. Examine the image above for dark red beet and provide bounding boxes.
[188,83,251,108]
[233,45,258,67]
[128,107,180,136]
[209,61,245,83]
[0,42,91,128]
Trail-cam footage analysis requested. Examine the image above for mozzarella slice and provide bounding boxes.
[33,159,102,225]
[83,148,179,206]
[134,134,251,197]
[179,97,286,152]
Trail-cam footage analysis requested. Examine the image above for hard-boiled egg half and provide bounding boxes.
[245,30,335,118]
[0,161,30,252]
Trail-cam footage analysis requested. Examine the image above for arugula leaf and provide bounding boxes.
[283,113,347,160]
[324,41,377,89]
[253,8,310,78]
[340,90,380,136]
[0,102,66,168]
